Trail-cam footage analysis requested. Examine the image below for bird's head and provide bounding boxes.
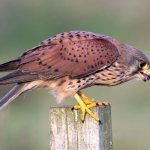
[122,44,150,82]
[137,61,150,81]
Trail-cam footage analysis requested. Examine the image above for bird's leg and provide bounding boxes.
[74,93,99,122]
[73,91,110,122]
[78,91,109,108]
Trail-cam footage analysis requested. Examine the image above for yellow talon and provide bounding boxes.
[78,91,95,104]
[73,105,81,110]
[73,102,97,109]
[78,91,109,107]
[74,94,99,122]
[73,91,109,122]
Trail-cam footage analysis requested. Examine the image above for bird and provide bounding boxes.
[0,31,150,122]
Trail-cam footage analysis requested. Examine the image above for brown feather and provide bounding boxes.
[0,59,20,71]
[19,31,120,79]
[0,71,38,84]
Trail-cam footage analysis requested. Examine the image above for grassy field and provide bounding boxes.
[0,0,150,149]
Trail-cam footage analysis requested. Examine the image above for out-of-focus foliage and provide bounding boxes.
[0,0,150,150]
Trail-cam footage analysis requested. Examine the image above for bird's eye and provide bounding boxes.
[139,61,147,69]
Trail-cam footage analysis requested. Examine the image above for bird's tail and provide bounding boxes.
[0,59,20,72]
[0,83,37,110]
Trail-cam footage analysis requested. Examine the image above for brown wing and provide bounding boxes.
[19,31,120,79]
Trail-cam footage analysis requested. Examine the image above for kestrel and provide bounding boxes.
[0,31,150,122]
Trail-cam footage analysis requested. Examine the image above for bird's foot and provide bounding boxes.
[78,91,109,108]
[73,92,109,122]
[73,94,99,122]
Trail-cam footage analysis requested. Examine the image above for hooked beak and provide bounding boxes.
[139,69,150,81]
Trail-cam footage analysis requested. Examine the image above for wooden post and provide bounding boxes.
[49,105,112,150]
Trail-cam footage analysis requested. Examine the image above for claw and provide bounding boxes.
[74,92,109,122]
[97,101,109,107]
[82,120,85,123]
[71,107,74,111]
[74,93,100,122]
[78,91,109,107]
[99,120,102,125]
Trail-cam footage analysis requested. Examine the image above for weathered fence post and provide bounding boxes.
[49,105,112,150]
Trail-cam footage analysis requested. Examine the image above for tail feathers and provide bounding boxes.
[0,82,38,110]
[0,59,20,72]
[0,70,38,85]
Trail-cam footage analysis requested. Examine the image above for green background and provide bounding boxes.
[0,0,150,149]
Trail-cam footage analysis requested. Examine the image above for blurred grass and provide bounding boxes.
[0,0,150,150]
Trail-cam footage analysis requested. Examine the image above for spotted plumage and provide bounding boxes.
[0,31,150,121]
[19,31,119,79]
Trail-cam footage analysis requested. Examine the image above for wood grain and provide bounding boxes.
[49,105,112,150]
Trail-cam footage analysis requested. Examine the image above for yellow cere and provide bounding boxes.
[143,64,150,75]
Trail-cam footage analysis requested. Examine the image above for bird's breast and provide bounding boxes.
[94,62,126,86]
